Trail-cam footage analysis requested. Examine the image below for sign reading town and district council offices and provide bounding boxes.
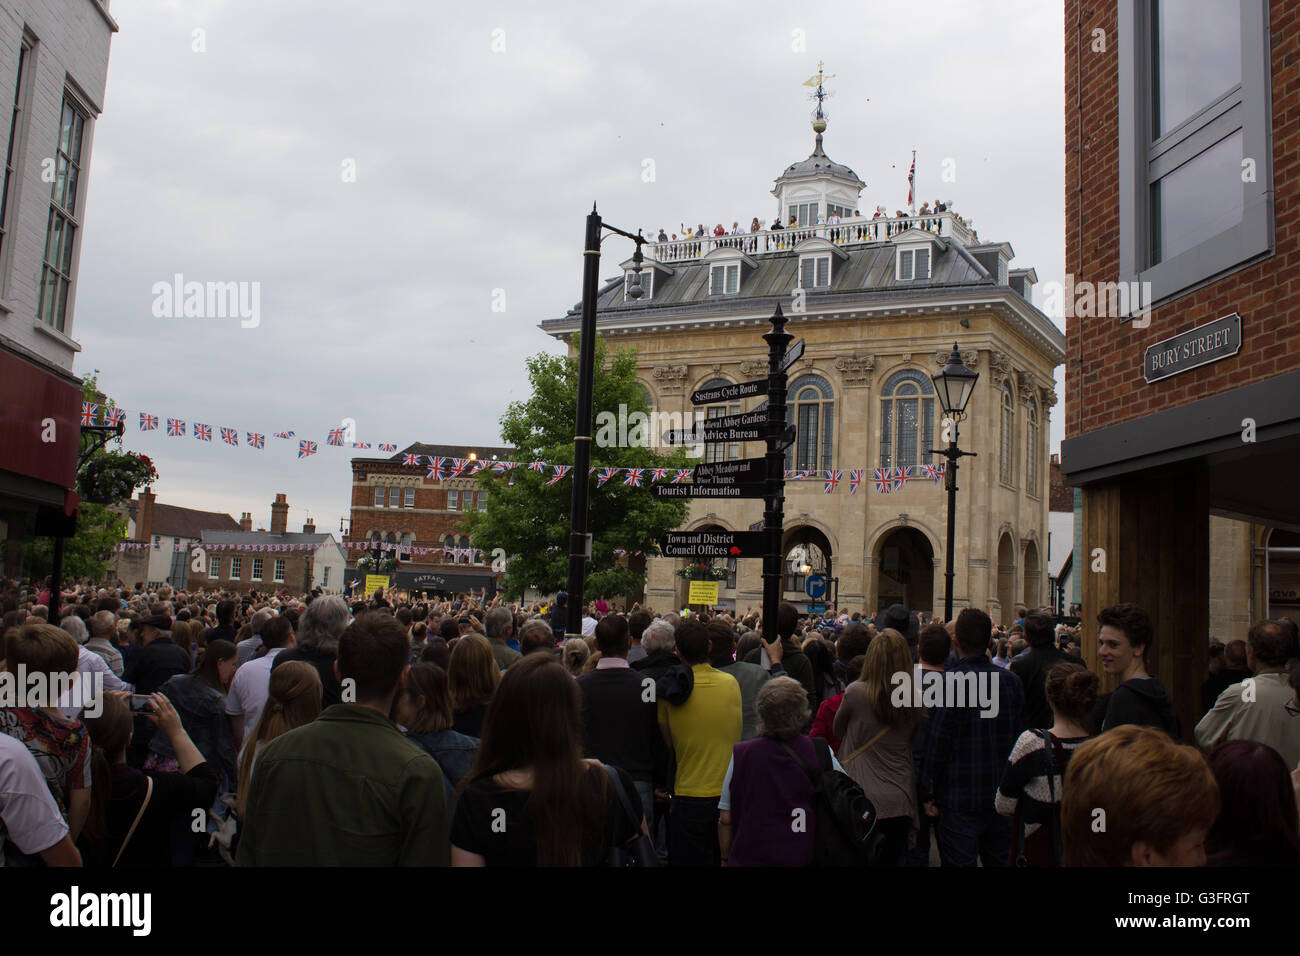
[1144,312,1241,384]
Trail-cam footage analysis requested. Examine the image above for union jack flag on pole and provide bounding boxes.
[167,419,185,437]
[298,440,318,459]
[849,468,863,495]
[824,469,842,493]
[195,424,212,442]
[248,432,265,449]
[547,465,571,486]
[80,403,98,426]
[139,413,159,432]
[623,468,645,487]
[907,149,916,211]
[220,427,238,446]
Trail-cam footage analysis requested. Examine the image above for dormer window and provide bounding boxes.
[896,246,931,281]
[624,270,653,302]
[799,254,831,290]
[709,263,740,295]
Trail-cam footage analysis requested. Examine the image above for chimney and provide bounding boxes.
[137,489,156,543]
[239,512,253,532]
[270,493,289,535]
[302,517,316,534]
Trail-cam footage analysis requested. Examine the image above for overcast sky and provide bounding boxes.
[75,0,1066,535]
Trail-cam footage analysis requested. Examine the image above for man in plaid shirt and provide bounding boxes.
[919,608,1025,867]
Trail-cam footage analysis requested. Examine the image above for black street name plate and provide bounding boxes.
[691,379,766,405]
[780,338,805,372]
[692,457,766,485]
[660,530,768,558]
[653,482,768,499]
[1144,312,1241,384]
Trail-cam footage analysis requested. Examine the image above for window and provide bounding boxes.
[443,534,455,563]
[799,255,831,289]
[251,557,263,581]
[400,533,411,558]
[388,487,400,508]
[447,489,458,510]
[1026,398,1040,495]
[231,556,242,579]
[37,96,87,333]
[477,492,488,511]
[208,555,220,578]
[709,263,740,295]
[624,270,653,301]
[273,558,285,582]
[152,535,160,550]
[322,566,330,586]
[896,247,931,281]
[458,535,471,564]
[879,370,935,470]
[173,537,180,551]
[1000,383,1016,486]
[404,488,415,508]
[827,202,851,220]
[698,378,739,463]
[786,374,835,472]
[0,39,32,274]
[1118,0,1271,309]
[373,486,384,508]
[789,201,818,227]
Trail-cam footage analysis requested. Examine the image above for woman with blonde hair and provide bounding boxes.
[832,627,919,865]
[235,660,321,813]
[562,638,590,677]
[448,633,499,737]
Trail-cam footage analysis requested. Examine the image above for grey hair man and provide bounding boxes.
[484,605,521,671]
[519,618,555,657]
[271,595,349,707]
[1196,619,1300,768]
[236,607,278,667]
[85,611,124,676]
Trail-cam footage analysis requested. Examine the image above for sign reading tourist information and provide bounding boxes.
[691,379,766,405]
[652,481,768,499]
[780,338,805,373]
[692,457,766,485]
[660,530,767,558]
[1144,312,1241,384]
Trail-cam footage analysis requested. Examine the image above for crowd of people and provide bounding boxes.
[649,200,963,248]
[1,575,1297,868]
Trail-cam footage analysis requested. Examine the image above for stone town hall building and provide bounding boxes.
[542,113,1066,623]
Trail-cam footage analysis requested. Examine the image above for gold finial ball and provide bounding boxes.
[812,117,827,133]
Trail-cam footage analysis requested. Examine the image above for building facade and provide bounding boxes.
[542,115,1065,622]
[108,489,240,588]
[0,0,116,575]
[1060,0,1299,737]
[345,443,513,597]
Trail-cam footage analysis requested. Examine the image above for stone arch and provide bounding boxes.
[869,519,941,617]
[996,531,1017,625]
[1023,538,1041,609]
[783,523,834,603]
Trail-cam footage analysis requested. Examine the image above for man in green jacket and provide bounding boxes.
[742,602,815,702]
[236,611,448,866]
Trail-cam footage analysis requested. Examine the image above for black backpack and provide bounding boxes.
[779,737,885,866]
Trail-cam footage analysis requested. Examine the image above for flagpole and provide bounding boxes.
[909,148,916,216]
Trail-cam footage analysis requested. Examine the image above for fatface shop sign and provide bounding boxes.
[1144,312,1241,384]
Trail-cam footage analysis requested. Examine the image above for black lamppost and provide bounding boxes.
[928,343,979,622]
[564,205,645,638]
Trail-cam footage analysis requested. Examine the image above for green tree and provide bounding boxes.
[466,336,692,601]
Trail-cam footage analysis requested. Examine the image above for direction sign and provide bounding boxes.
[663,411,768,445]
[691,379,766,405]
[692,457,766,485]
[661,530,768,558]
[805,574,827,600]
[707,407,770,432]
[653,482,769,499]
[748,519,766,532]
[779,338,805,373]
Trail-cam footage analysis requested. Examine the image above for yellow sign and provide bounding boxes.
[364,575,390,596]
[688,580,719,606]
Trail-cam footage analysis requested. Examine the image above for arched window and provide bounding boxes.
[1025,397,1039,494]
[1000,382,1016,485]
[786,374,835,471]
[635,381,654,413]
[400,532,412,559]
[443,534,455,564]
[458,535,471,564]
[878,370,934,470]
[698,377,740,463]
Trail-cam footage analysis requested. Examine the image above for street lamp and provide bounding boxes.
[929,343,979,621]
[565,205,645,638]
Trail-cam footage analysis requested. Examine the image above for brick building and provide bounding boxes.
[1059,0,1300,737]
[346,443,513,597]
[108,489,240,588]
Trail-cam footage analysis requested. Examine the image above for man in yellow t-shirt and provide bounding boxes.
[658,618,741,867]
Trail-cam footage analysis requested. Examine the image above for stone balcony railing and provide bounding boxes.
[646,211,974,264]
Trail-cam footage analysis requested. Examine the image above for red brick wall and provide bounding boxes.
[1065,0,1300,439]
[189,552,314,594]
[348,462,486,567]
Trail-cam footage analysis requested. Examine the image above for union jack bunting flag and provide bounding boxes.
[402,454,422,466]
[824,469,842,493]
[546,465,571,486]
[80,402,98,426]
[194,424,212,442]
[352,442,372,449]
[326,428,346,447]
[298,440,318,459]
[139,413,159,432]
[220,427,238,446]
[891,466,913,492]
[274,430,294,439]
[490,460,507,473]
[623,468,645,487]
[671,469,692,483]
[378,443,397,452]
[248,432,265,449]
[874,467,892,494]
[467,460,487,474]
[502,460,520,471]
[427,457,448,480]
[595,467,618,487]
[105,407,125,427]
[447,458,467,477]
[649,468,669,482]
[167,418,185,437]
[528,461,545,472]
[783,469,793,479]
[849,468,863,495]
[920,461,946,483]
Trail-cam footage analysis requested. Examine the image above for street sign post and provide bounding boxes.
[662,408,769,445]
[661,530,767,558]
[805,574,828,600]
[691,379,766,405]
[652,482,768,499]
[779,338,805,373]
[692,457,766,485]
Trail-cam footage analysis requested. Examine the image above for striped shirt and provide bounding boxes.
[995,730,1090,835]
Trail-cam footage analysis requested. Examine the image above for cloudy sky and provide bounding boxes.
[76,0,1066,535]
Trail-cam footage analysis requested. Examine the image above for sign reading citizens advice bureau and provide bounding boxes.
[1144,312,1241,384]
[662,408,769,445]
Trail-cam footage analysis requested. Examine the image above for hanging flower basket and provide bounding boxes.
[78,453,158,505]
[676,562,729,581]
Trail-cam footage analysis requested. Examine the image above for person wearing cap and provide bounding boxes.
[122,613,192,767]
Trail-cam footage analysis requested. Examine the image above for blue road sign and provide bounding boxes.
[805,574,827,600]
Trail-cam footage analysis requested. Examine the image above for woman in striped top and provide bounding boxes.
[996,661,1099,866]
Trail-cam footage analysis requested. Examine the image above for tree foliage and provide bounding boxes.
[466,336,692,601]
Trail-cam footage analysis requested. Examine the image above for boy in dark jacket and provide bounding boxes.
[1093,603,1179,736]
